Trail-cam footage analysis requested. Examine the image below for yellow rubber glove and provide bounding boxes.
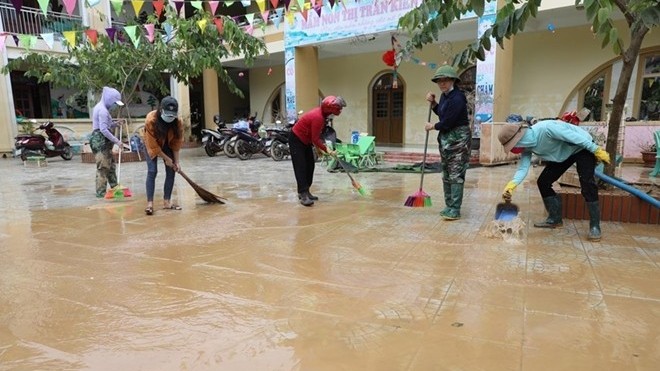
[594,147,611,164]
[502,181,517,201]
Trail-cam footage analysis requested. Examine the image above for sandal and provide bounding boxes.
[145,206,154,215]
[163,205,182,210]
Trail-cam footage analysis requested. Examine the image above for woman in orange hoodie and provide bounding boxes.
[142,96,184,215]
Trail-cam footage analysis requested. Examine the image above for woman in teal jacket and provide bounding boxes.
[497,119,610,241]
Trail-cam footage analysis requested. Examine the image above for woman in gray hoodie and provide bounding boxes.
[90,87,128,198]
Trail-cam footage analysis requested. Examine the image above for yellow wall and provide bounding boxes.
[249,65,285,124]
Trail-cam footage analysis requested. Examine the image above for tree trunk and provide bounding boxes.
[604,24,649,176]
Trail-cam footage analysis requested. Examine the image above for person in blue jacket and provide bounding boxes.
[497,119,611,241]
[425,65,471,220]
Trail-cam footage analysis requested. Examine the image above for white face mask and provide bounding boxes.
[161,112,176,123]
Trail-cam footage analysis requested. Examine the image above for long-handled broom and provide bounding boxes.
[178,170,226,204]
[105,120,132,199]
[404,102,433,207]
[333,154,368,196]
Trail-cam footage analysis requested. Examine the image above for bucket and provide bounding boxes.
[351,131,359,144]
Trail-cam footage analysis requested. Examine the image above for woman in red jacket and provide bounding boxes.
[289,96,346,206]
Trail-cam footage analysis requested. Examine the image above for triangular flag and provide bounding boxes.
[18,34,37,50]
[328,0,335,7]
[224,1,235,6]
[273,8,283,28]
[153,0,164,17]
[131,0,144,16]
[270,0,279,9]
[314,5,322,17]
[0,34,6,50]
[191,1,202,10]
[209,1,220,14]
[256,0,266,12]
[197,19,207,33]
[245,13,255,25]
[241,0,250,7]
[37,0,48,16]
[110,0,123,15]
[40,33,55,49]
[62,31,76,48]
[144,23,155,42]
[12,35,19,47]
[124,25,140,47]
[284,0,291,10]
[10,0,22,13]
[173,0,184,15]
[106,27,117,41]
[301,9,308,22]
[261,10,270,23]
[245,25,254,35]
[285,11,295,26]
[62,0,77,15]
[85,29,98,46]
[163,22,174,42]
[297,0,305,11]
[87,0,101,7]
[214,18,224,34]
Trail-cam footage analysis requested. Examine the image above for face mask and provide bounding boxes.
[511,147,524,154]
[161,112,176,123]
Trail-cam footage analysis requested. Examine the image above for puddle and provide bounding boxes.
[482,216,526,244]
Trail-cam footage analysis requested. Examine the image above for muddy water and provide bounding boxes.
[1,152,659,370]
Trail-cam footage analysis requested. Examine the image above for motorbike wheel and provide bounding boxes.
[270,140,286,161]
[61,145,73,160]
[204,140,217,157]
[224,137,238,158]
[20,152,27,161]
[235,139,253,160]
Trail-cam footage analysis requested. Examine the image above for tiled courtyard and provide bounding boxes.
[1,148,658,370]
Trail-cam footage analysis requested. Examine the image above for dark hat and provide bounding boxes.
[160,96,178,117]
[498,123,527,152]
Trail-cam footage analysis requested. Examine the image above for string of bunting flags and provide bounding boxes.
[0,0,354,51]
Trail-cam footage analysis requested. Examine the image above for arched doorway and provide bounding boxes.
[371,72,404,145]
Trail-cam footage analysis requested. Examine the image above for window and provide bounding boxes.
[638,54,660,121]
[582,74,606,121]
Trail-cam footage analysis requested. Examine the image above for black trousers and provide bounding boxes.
[289,131,315,194]
[537,149,598,202]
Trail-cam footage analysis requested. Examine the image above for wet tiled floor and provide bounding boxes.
[1,149,659,370]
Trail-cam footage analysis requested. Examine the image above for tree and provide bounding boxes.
[2,7,267,125]
[398,0,660,176]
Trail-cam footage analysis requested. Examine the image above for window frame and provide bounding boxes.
[633,50,660,121]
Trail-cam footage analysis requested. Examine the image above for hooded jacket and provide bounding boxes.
[92,87,123,145]
[510,120,598,185]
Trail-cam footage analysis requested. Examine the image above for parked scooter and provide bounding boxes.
[233,119,270,160]
[225,114,264,159]
[201,114,233,157]
[14,120,73,161]
[269,120,293,161]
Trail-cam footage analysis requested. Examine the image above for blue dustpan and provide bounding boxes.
[495,201,519,221]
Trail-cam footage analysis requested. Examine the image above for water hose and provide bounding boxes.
[595,166,659,209]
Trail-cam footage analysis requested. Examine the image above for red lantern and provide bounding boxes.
[382,50,396,67]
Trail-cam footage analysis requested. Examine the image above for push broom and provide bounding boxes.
[178,170,226,204]
[404,102,433,207]
[105,119,132,200]
[332,154,368,196]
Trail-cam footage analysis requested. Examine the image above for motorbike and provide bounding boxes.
[268,121,293,161]
[201,114,233,157]
[14,120,73,161]
[233,120,271,160]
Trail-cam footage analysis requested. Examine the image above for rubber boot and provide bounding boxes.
[440,183,463,221]
[586,201,602,241]
[298,192,319,201]
[533,195,563,228]
[299,192,314,207]
[440,181,452,215]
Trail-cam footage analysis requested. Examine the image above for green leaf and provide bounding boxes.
[476,45,486,61]
[597,8,610,24]
[472,0,485,17]
[640,7,660,28]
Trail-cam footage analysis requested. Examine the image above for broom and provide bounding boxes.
[332,154,368,196]
[178,170,226,204]
[404,102,433,207]
[105,120,132,199]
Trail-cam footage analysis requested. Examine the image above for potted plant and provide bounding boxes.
[640,141,657,168]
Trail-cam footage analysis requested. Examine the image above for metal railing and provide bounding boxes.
[0,4,83,36]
